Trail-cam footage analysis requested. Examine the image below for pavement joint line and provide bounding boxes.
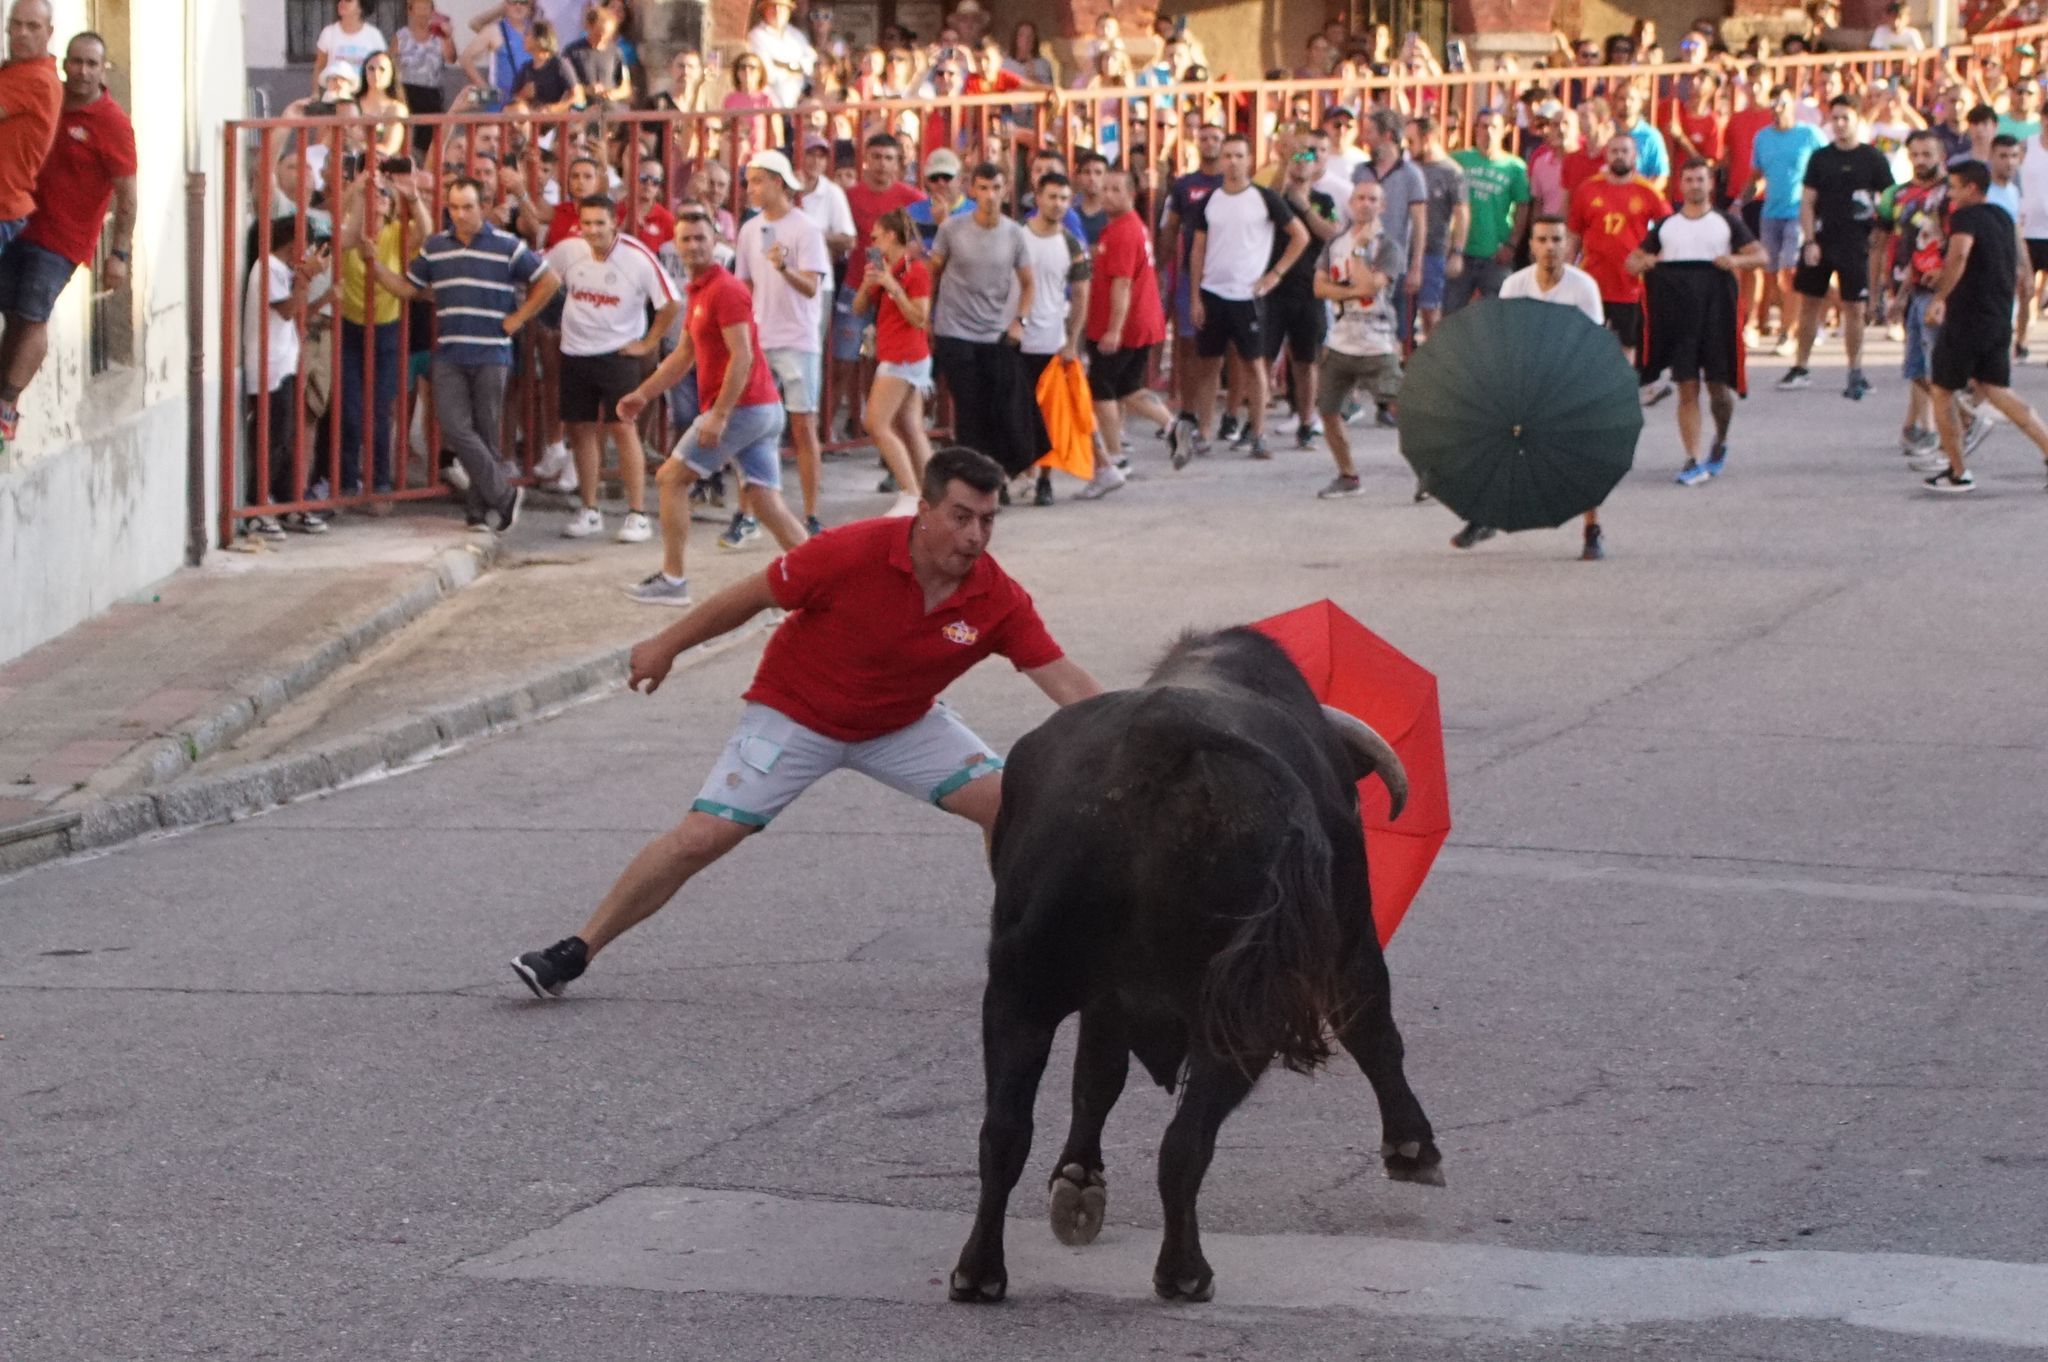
[0,609,776,887]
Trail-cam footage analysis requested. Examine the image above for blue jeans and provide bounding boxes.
[340,319,401,493]
[1903,290,1936,383]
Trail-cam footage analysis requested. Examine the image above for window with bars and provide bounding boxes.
[89,0,134,377]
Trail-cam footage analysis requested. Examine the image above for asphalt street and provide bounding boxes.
[5,340,2048,1361]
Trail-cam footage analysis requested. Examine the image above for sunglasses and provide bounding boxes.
[638,172,664,183]
[1291,149,1320,161]
[927,172,955,181]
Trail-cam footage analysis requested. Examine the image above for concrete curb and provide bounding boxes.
[0,540,499,878]
[7,613,775,876]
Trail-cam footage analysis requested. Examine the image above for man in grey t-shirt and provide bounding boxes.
[1354,106,1427,348]
[1405,114,1469,334]
[929,161,1038,472]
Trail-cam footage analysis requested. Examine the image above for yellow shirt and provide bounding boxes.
[341,219,408,326]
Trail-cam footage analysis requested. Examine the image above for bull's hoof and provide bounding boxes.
[1153,1271,1215,1303]
[1048,1163,1107,1246]
[948,1267,1008,1303]
[1382,1137,1447,1187]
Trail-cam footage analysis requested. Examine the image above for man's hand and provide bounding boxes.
[1445,253,1465,279]
[1004,318,1024,344]
[621,333,658,357]
[628,636,678,694]
[1406,263,1423,293]
[617,389,651,421]
[500,312,524,336]
[1095,332,1121,355]
[1713,253,1735,272]
[1252,269,1279,297]
[1802,240,1822,266]
[1189,293,1206,329]
[1056,340,1078,361]
[104,255,129,288]
[696,409,729,446]
[1926,298,1947,326]
[765,241,789,271]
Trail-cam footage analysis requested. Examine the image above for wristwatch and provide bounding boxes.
[110,248,131,262]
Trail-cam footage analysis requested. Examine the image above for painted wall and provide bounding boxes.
[0,0,246,664]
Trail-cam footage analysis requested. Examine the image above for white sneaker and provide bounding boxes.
[1639,376,1675,407]
[542,463,579,495]
[562,506,604,538]
[1076,463,1127,500]
[615,511,652,543]
[441,459,470,492]
[885,492,919,518]
[536,440,572,480]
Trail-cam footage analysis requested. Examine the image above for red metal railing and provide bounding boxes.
[218,25,2048,541]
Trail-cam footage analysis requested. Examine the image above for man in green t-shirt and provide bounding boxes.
[1446,108,1531,312]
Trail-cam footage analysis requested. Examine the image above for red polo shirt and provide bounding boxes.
[630,202,676,257]
[1085,209,1165,348]
[21,92,136,264]
[0,56,61,222]
[747,517,1064,741]
[685,263,780,408]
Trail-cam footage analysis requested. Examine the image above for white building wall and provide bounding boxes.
[0,0,245,664]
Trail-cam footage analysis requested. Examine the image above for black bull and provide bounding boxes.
[949,627,1444,1304]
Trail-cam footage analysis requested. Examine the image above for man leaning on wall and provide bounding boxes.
[0,0,66,453]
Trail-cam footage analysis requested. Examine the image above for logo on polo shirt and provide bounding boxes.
[941,620,979,646]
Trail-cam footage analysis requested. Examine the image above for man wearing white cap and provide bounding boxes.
[737,149,833,536]
[748,0,816,110]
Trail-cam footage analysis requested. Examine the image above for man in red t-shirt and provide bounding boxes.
[0,7,67,446]
[1084,168,1173,486]
[1567,135,1666,361]
[510,443,1104,999]
[626,160,677,257]
[616,213,805,604]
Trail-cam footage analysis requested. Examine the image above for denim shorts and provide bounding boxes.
[0,238,78,323]
[1759,217,1803,271]
[1416,251,1448,310]
[764,346,822,414]
[679,400,785,489]
[875,355,933,395]
[830,289,866,362]
[1903,289,1937,382]
[691,702,1002,826]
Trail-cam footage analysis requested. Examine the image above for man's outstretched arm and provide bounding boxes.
[629,571,781,693]
[1024,657,1105,706]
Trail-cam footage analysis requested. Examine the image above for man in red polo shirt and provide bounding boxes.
[615,212,805,605]
[512,442,1103,999]
[0,30,131,447]
[0,0,62,450]
[1084,167,1172,493]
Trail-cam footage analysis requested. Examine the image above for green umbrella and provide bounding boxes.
[1398,299,1644,532]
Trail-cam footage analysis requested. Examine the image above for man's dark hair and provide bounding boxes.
[1769,84,1791,100]
[1679,156,1713,176]
[1905,128,1943,148]
[1075,150,1110,170]
[577,194,616,215]
[1409,114,1436,137]
[1035,171,1070,192]
[446,175,486,201]
[69,30,107,56]
[266,216,306,253]
[1220,132,1253,153]
[1531,212,1568,228]
[921,446,1005,503]
[864,131,900,152]
[1993,132,2021,150]
[1969,103,2000,126]
[1829,92,1858,111]
[971,161,1004,184]
[1950,158,1991,192]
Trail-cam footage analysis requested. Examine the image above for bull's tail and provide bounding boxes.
[1199,808,1345,1079]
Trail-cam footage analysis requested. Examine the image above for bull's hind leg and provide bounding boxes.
[949,981,1062,1304]
[1153,1052,1264,1303]
[1048,1000,1129,1246]
[1336,944,1444,1186]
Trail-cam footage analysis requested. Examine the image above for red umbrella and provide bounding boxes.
[1252,600,1451,946]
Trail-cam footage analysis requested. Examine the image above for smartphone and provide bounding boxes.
[761,225,776,250]
[340,151,365,181]
[379,154,413,175]
[866,246,885,269]
[1445,39,1468,72]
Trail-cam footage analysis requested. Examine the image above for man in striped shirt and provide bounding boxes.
[367,176,559,530]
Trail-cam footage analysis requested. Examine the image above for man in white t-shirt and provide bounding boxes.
[1500,215,1603,322]
[546,196,682,542]
[795,137,856,339]
[1173,133,1309,461]
[1311,181,1404,502]
[735,150,832,534]
[1627,161,1768,493]
[1017,171,1095,505]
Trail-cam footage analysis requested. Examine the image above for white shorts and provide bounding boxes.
[690,702,1003,827]
[764,346,822,414]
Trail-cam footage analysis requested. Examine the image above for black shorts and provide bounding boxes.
[1931,325,2012,392]
[1603,300,1642,351]
[1194,290,1266,360]
[1085,341,1152,401]
[1793,237,1872,302]
[559,350,646,424]
[1261,282,1327,363]
[2028,238,2048,274]
[1740,199,1763,239]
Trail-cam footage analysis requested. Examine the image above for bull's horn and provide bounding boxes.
[1322,705,1409,821]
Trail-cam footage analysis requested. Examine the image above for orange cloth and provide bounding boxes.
[0,56,61,222]
[1033,355,1096,479]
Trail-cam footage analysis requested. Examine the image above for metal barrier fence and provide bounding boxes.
[218,24,2048,540]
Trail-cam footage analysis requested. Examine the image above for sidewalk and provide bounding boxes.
[0,476,801,875]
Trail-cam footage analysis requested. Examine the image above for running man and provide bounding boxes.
[1627,159,1769,487]
[511,447,1103,997]
[618,212,808,605]
[1500,214,1608,558]
[1784,94,1893,398]
[1923,159,2048,492]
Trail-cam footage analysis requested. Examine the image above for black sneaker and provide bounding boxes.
[1923,468,1976,493]
[1033,475,1054,507]
[1450,522,1497,550]
[877,471,898,494]
[1247,436,1271,461]
[1581,525,1605,561]
[1412,480,1433,504]
[494,484,524,532]
[1167,413,1198,470]
[1375,405,1400,429]
[804,514,824,536]
[1296,420,1322,449]
[511,936,589,999]
[1776,366,1811,391]
[1844,369,1870,401]
[1217,411,1240,442]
